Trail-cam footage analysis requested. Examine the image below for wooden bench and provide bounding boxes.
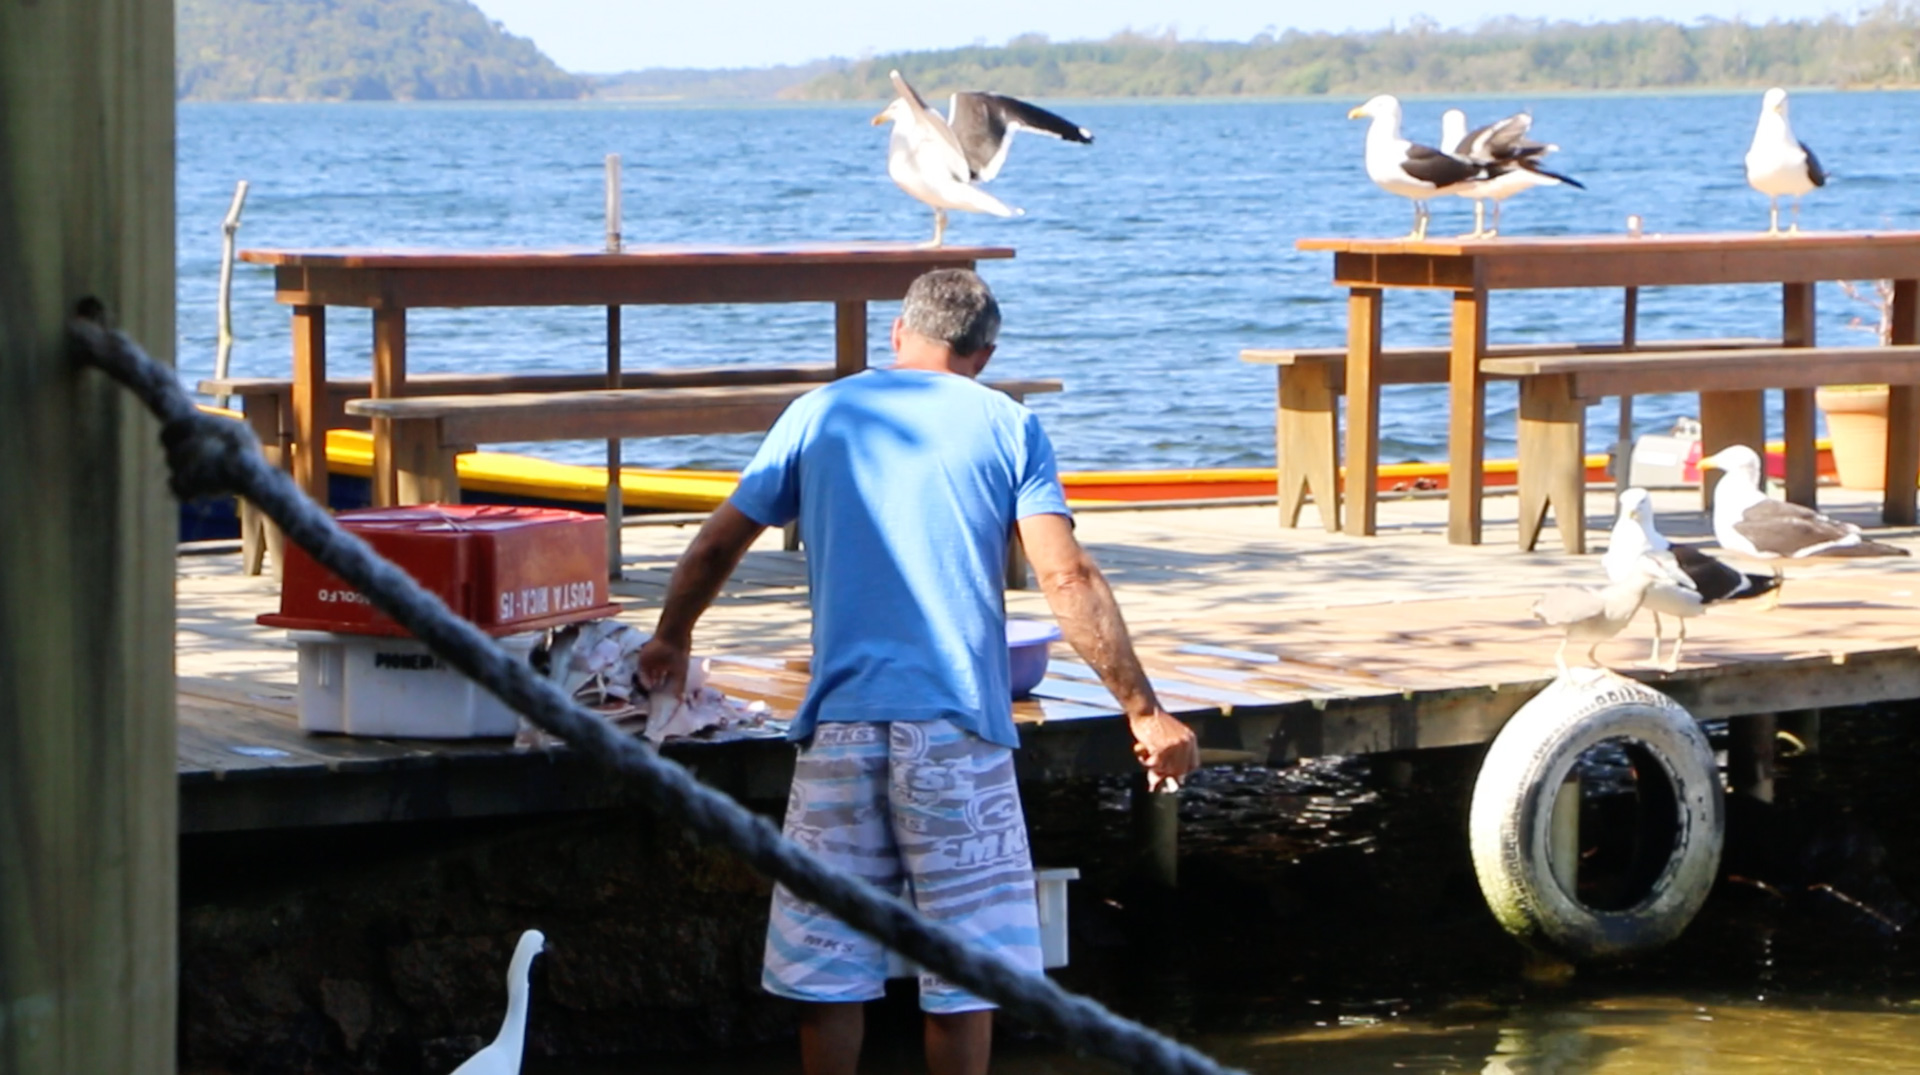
[201,365,838,574]
[1240,338,1781,533]
[346,377,1065,587]
[1481,345,1920,553]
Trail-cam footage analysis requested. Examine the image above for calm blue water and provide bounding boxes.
[176,92,1920,471]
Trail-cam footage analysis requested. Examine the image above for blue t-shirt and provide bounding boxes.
[728,367,1070,749]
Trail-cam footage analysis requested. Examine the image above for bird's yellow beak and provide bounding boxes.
[1347,106,1367,120]
[1697,451,1725,471]
[871,109,891,126]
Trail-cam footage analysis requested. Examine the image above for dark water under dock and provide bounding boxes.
[524,706,1920,1075]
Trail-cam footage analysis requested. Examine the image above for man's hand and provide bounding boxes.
[1129,709,1198,787]
[637,634,691,703]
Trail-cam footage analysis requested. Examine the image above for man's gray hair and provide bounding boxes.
[900,269,1001,356]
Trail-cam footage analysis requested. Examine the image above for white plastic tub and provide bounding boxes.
[288,630,538,739]
[886,866,1079,978]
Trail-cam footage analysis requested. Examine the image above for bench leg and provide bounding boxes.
[391,421,460,505]
[1277,364,1339,531]
[1699,390,1766,511]
[239,404,283,575]
[1448,289,1488,546]
[1517,373,1587,554]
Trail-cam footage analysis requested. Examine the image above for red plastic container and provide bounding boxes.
[259,504,621,637]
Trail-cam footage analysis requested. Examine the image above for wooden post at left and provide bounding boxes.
[0,0,179,1071]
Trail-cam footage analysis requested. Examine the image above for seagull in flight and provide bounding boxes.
[872,69,1093,247]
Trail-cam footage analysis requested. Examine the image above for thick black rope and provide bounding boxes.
[72,317,1240,1075]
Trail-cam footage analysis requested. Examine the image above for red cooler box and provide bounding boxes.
[259,504,621,637]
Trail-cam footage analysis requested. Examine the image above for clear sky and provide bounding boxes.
[471,0,1855,73]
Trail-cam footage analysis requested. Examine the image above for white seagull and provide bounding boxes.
[1440,108,1585,238]
[1700,445,1908,605]
[1602,487,1779,669]
[452,929,546,1075]
[1350,95,1488,240]
[1745,87,1826,235]
[1532,556,1666,674]
[872,69,1092,247]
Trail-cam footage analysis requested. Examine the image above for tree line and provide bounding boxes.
[177,0,583,102]
[793,4,1920,100]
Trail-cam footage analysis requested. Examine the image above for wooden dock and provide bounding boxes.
[178,485,1920,834]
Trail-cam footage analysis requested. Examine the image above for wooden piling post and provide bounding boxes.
[1130,774,1179,890]
[0,1,178,1071]
[1729,714,1778,805]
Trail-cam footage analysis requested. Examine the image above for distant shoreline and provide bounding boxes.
[178,83,1920,107]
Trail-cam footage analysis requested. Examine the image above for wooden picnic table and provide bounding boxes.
[238,243,1015,506]
[1294,231,1920,545]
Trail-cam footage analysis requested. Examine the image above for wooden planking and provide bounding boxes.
[348,379,1062,450]
[1479,345,1920,397]
[242,243,1017,269]
[264,256,1013,310]
[200,365,839,436]
[1243,337,1779,375]
[1301,232,1920,291]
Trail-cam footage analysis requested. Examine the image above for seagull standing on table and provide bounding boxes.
[452,929,545,1075]
[1532,556,1667,674]
[872,69,1093,247]
[1603,487,1780,669]
[1700,445,1908,606]
[1350,95,1488,240]
[1745,87,1827,235]
[1439,108,1586,239]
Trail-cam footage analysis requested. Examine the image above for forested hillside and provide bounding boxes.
[177,0,584,101]
[795,5,1920,99]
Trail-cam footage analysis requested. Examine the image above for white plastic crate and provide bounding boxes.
[288,630,538,738]
[886,866,1080,978]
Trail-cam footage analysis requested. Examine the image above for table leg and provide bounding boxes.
[836,301,868,377]
[1517,374,1587,554]
[1342,288,1383,537]
[1700,391,1765,508]
[1277,364,1339,531]
[290,304,328,505]
[370,307,406,507]
[1615,287,1638,497]
[607,304,624,580]
[1886,280,1920,526]
[1782,282,1818,508]
[1447,288,1488,546]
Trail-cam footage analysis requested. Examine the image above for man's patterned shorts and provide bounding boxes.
[762,719,1043,1013]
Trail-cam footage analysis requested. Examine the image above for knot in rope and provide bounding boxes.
[161,412,256,501]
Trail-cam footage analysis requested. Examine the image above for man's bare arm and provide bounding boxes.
[638,503,767,696]
[1016,512,1198,781]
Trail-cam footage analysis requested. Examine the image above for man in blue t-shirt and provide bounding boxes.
[639,269,1197,1075]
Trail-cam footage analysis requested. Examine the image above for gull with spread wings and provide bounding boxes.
[872,69,1093,247]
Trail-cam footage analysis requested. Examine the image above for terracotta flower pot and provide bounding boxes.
[1817,386,1893,490]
